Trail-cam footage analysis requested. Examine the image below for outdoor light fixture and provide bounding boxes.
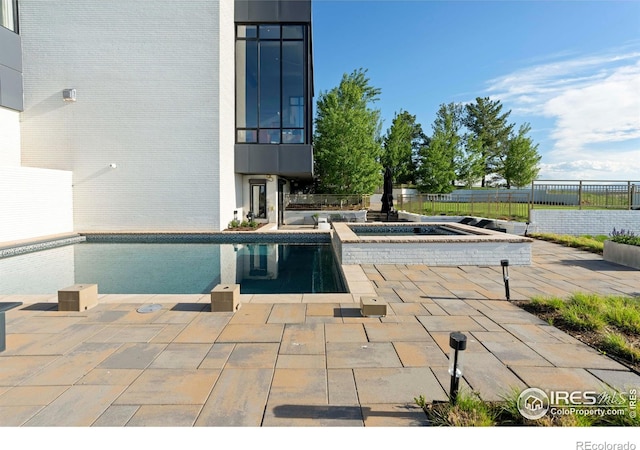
[448,331,467,404]
[501,259,510,300]
[109,163,117,169]
[234,210,238,221]
[266,174,273,182]
[62,89,76,102]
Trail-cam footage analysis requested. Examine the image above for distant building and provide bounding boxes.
[0,0,313,242]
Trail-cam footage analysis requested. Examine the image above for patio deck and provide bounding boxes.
[0,240,638,427]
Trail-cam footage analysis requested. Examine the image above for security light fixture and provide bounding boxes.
[62,89,76,102]
[501,259,510,300]
[448,331,467,405]
[109,163,117,169]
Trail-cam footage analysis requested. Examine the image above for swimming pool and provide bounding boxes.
[0,237,346,295]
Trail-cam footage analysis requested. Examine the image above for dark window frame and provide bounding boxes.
[235,23,307,145]
[0,0,19,33]
[249,178,267,219]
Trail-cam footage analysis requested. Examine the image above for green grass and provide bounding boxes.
[528,233,606,254]
[399,200,530,222]
[527,293,640,365]
[600,332,640,364]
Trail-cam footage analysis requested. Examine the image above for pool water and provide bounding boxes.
[0,242,346,295]
[352,225,467,236]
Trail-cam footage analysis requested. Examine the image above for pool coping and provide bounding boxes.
[333,222,533,244]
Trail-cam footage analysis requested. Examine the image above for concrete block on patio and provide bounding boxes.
[360,296,387,317]
[211,284,240,312]
[58,284,98,311]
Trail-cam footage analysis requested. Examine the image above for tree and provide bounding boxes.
[313,69,383,194]
[463,97,514,187]
[497,123,541,188]
[455,134,485,188]
[416,103,463,193]
[381,110,424,185]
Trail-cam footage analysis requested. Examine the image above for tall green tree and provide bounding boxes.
[381,110,424,185]
[416,103,463,193]
[455,134,485,188]
[313,69,383,194]
[497,123,541,188]
[463,97,514,187]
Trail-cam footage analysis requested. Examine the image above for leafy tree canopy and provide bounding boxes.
[497,123,542,188]
[463,97,514,187]
[381,110,424,185]
[313,69,383,194]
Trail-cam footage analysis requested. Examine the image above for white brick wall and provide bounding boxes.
[0,166,73,242]
[0,107,20,167]
[529,210,640,236]
[336,241,531,266]
[19,0,235,232]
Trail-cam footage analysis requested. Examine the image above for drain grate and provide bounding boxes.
[136,304,162,314]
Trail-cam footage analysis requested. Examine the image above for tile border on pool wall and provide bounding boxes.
[82,232,332,244]
[0,235,87,259]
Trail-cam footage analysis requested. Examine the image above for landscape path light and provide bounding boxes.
[448,331,467,405]
[501,259,510,300]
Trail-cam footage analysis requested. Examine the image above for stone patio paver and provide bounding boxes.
[96,342,165,370]
[25,385,127,426]
[364,322,432,342]
[510,367,610,392]
[280,323,325,354]
[126,404,201,427]
[354,367,447,404]
[92,405,139,426]
[326,342,403,369]
[114,369,220,405]
[225,343,279,368]
[195,368,273,426]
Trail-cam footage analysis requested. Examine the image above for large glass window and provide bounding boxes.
[236,24,307,144]
[0,0,18,32]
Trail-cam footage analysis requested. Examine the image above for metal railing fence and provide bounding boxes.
[284,194,370,211]
[530,180,640,210]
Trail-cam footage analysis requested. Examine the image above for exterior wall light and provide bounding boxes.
[501,259,510,300]
[266,174,273,182]
[448,331,467,404]
[109,163,117,169]
[62,89,76,102]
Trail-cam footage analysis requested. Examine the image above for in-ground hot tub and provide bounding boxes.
[331,222,532,266]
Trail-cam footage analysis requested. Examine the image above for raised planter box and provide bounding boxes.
[603,241,640,270]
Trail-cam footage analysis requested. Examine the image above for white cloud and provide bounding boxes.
[486,47,640,180]
[539,156,640,180]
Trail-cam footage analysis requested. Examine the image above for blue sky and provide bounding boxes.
[312,0,640,180]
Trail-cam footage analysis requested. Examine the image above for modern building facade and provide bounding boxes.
[0,0,313,243]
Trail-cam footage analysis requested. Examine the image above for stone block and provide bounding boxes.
[211,284,240,312]
[360,296,387,317]
[58,284,98,311]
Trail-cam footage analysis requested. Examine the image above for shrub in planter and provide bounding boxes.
[609,228,640,247]
[604,228,640,270]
